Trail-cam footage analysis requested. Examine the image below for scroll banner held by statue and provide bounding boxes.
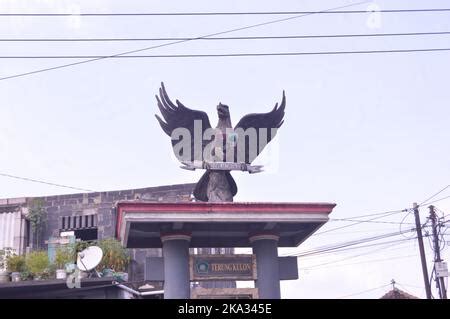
[180,161,263,174]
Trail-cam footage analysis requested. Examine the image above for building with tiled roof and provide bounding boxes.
[380,288,419,299]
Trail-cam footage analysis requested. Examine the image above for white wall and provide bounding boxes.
[0,211,25,254]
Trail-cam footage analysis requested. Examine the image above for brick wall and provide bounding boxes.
[27,183,196,281]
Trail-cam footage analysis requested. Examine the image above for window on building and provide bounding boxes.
[74,228,97,241]
[60,214,98,241]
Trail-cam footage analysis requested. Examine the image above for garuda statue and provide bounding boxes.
[155,82,285,202]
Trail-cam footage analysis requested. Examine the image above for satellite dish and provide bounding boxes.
[77,246,103,272]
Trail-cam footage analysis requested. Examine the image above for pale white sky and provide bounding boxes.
[1,0,450,299]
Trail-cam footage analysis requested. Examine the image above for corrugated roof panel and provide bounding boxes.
[0,211,20,250]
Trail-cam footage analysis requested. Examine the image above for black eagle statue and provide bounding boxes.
[155,82,285,202]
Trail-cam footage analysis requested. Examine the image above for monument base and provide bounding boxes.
[191,288,259,299]
[116,201,336,299]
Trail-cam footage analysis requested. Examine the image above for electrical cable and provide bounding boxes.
[312,227,403,236]
[0,172,95,192]
[302,253,417,272]
[304,236,422,257]
[423,195,450,206]
[300,239,414,269]
[330,217,414,225]
[399,208,417,239]
[0,1,372,81]
[396,282,425,290]
[344,208,410,220]
[2,8,450,16]
[293,232,432,258]
[337,283,391,299]
[285,228,420,257]
[2,31,450,42]
[298,234,421,262]
[314,210,406,236]
[419,185,450,206]
[2,48,450,59]
[395,283,419,296]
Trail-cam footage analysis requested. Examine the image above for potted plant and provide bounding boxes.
[0,247,14,283]
[45,264,56,280]
[20,270,33,281]
[26,251,49,280]
[54,246,74,279]
[7,254,26,282]
[97,238,129,277]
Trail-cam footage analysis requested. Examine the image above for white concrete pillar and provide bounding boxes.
[161,233,191,299]
[250,233,281,299]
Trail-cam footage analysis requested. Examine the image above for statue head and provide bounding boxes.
[217,103,230,119]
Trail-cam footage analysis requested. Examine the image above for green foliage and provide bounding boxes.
[75,240,92,253]
[20,270,33,281]
[26,251,49,276]
[45,263,56,279]
[28,199,47,249]
[72,239,129,273]
[97,238,129,272]
[54,246,75,269]
[0,247,15,271]
[6,254,26,273]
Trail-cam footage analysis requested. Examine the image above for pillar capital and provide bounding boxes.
[160,231,192,243]
[249,232,280,243]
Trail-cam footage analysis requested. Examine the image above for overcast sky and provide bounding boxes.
[1,0,450,299]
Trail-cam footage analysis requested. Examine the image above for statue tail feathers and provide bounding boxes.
[193,171,210,202]
[193,171,237,202]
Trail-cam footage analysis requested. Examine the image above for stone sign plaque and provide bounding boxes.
[191,288,259,299]
[190,254,256,281]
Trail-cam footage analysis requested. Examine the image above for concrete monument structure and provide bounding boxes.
[115,83,336,298]
[116,201,335,298]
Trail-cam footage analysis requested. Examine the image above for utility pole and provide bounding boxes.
[429,205,448,299]
[413,203,432,299]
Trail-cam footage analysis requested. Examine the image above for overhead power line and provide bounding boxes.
[306,236,425,257]
[312,227,403,236]
[344,208,408,220]
[303,253,417,272]
[396,282,427,290]
[299,233,422,262]
[337,283,391,299]
[300,239,412,267]
[417,184,450,207]
[395,283,420,297]
[0,0,370,81]
[285,228,418,257]
[330,217,414,225]
[2,31,449,42]
[1,8,450,16]
[2,48,450,59]
[419,184,450,206]
[314,210,406,236]
[315,187,449,237]
[0,172,95,192]
[425,195,450,206]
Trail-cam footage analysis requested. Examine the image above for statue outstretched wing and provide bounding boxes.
[155,82,212,162]
[234,91,285,164]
